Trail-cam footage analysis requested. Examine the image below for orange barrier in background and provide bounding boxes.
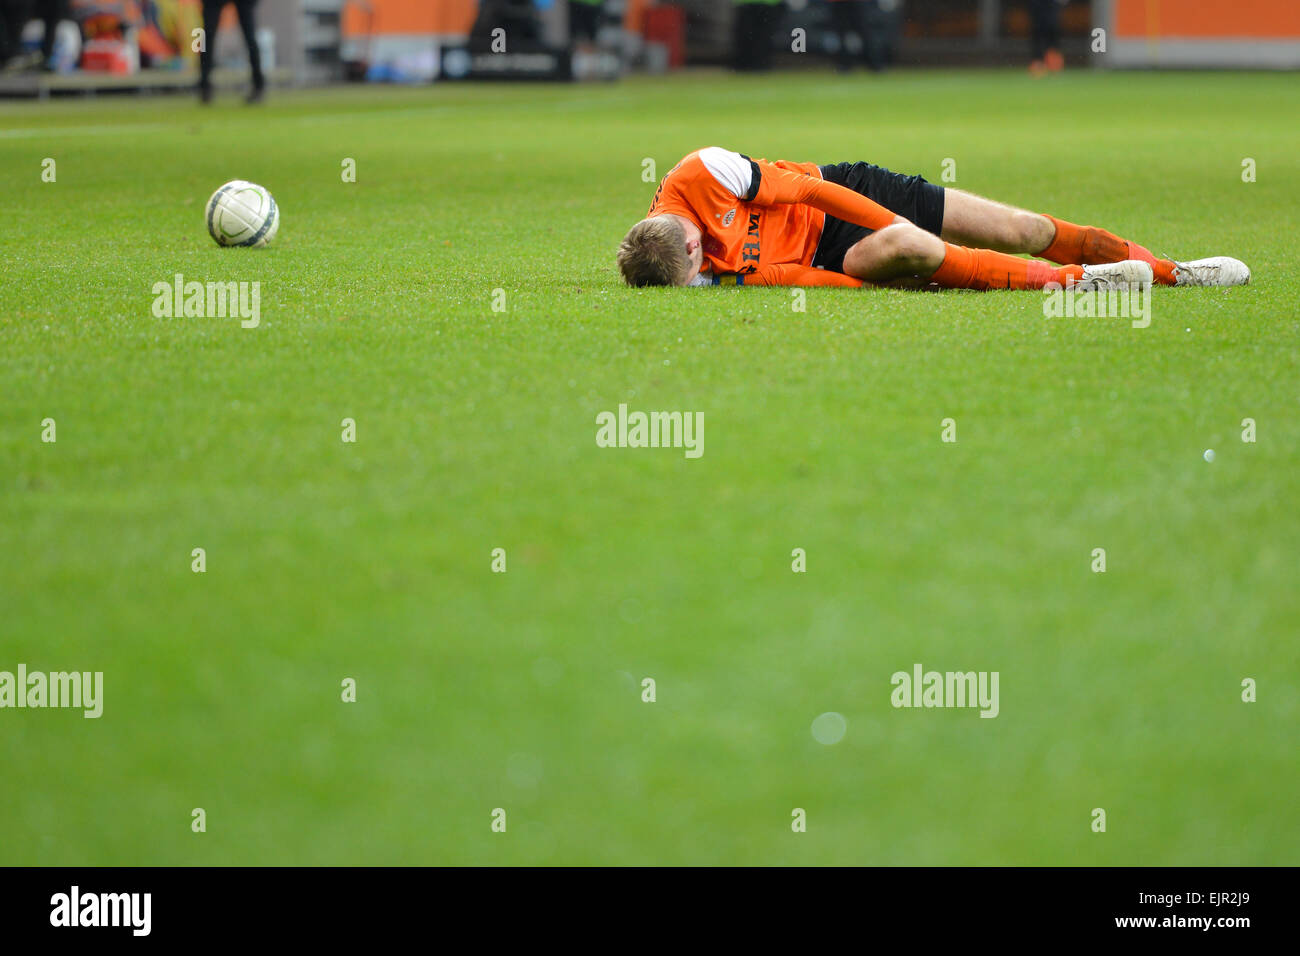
[342,0,644,39]
[341,0,477,38]
[1114,0,1300,39]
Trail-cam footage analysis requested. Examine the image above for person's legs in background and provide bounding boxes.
[199,0,222,102]
[733,0,783,72]
[2,0,34,68]
[828,0,855,73]
[754,1,782,71]
[1029,0,1064,74]
[732,2,756,71]
[233,0,264,101]
[568,0,600,50]
[829,0,882,73]
[36,0,66,67]
[201,0,265,103]
[1,2,19,66]
[858,0,885,71]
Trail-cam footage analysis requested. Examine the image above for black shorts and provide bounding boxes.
[811,162,946,273]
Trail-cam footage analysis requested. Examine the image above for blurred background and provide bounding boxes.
[1,0,1296,99]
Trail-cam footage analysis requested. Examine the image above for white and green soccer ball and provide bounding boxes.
[206,180,280,248]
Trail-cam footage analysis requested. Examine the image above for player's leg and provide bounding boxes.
[839,221,1147,291]
[814,162,1152,290]
[940,188,1199,285]
[817,165,1057,289]
[944,188,1132,262]
[1038,209,1248,286]
[842,222,945,282]
[939,189,1055,254]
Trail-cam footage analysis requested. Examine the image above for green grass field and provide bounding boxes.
[1,70,1297,865]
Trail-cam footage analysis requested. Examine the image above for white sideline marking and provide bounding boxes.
[0,92,635,139]
[0,122,170,139]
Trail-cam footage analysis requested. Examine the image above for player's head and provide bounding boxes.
[618,215,703,286]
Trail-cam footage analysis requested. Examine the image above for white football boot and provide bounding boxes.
[1071,260,1154,292]
[1172,257,1250,287]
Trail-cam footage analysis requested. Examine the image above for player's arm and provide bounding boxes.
[752,159,901,231]
[702,264,864,287]
[744,264,864,287]
[695,147,900,232]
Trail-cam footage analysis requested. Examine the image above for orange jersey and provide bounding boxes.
[646,147,898,280]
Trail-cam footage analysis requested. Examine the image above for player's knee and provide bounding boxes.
[1009,212,1051,251]
[844,223,939,277]
[879,223,935,269]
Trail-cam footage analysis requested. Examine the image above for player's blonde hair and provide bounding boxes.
[618,216,690,287]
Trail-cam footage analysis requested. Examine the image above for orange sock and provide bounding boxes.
[930,243,1079,290]
[1040,215,1177,285]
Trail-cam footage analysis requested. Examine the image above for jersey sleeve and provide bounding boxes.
[705,265,864,288]
[648,148,754,229]
[744,264,865,287]
[750,158,899,232]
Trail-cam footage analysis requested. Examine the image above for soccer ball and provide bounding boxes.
[206,180,280,248]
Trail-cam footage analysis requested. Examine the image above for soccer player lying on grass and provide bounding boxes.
[617,147,1250,291]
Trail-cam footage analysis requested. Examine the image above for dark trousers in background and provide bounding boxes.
[732,2,783,73]
[36,0,65,59]
[1029,0,1064,61]
[568,0,601,44]
[829,0,883,72]
[200,0,264,92]
[1,0,66,63]
[0,0,25,62]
